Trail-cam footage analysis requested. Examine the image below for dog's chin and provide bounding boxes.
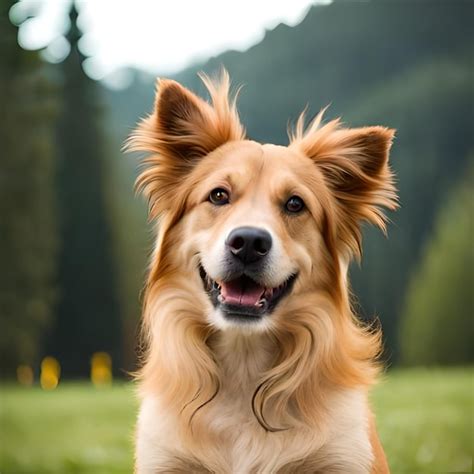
[199,265,297,327]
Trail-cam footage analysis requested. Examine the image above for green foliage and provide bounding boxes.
[0,0,58,375]
[1,369,472,473]
[348,55,473,356]
[399,165,474,365]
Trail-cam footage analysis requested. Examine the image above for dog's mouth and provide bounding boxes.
[199,266,297,320]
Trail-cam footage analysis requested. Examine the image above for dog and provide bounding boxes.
[126,70,396,473]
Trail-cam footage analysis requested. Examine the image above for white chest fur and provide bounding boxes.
[136,389,373,473]
[135,332,374,473]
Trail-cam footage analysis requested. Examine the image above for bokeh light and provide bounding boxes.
[40,356,60,390]
[91,352,112,388]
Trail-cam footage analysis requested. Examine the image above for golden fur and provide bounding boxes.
[126,70,396,473]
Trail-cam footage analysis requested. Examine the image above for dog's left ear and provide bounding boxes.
[125,71,244,218]
[291,114,398,255]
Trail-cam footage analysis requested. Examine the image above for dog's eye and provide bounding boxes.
[285,196,305,213]
[209,188,230,205]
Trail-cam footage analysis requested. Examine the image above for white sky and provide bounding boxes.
[10,0,326,84]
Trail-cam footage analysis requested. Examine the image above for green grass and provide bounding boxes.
[0,368,472,473]
[0,383,137,474]
[372,368,473,473]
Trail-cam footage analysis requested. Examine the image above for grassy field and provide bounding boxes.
[0,368,472,473]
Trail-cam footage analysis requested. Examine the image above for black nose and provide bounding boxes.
[226,226,272,264]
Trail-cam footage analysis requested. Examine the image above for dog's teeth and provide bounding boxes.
[257,298,266,308]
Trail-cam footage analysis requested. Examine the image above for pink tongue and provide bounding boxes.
[220,278,265,306]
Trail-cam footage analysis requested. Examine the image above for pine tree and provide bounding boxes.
[46,4,122,376]
[0,0,58,376]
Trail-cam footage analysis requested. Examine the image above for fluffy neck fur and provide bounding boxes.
[138,257,381,443]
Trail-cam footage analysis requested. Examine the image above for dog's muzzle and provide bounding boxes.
[200,226,297,322]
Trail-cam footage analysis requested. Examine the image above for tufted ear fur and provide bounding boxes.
[290,110,398,257]
[125,70,245,219]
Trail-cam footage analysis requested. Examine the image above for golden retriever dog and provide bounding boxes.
[127,70,396,473]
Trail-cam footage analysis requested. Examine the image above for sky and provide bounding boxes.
[10,0,327,86]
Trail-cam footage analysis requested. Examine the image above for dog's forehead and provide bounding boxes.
[213,140,308,174]
[219,140,263,166]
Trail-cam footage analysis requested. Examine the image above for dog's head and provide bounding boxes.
[128,71,396,332]
[127,71,397,432]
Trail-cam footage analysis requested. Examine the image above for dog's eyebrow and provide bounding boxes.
[188,172,237,206]
[205,172,235,190]
[269,176,307,198]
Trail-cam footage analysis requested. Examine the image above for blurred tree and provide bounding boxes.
[399,162,474,365]
[0,0,58,376]
[45,3,122,376]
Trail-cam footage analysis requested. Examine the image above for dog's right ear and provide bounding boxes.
[125,71,244,218]
[151,79,227,160]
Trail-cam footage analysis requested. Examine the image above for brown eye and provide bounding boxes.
[285,196,305,213]
[209,188,230,205]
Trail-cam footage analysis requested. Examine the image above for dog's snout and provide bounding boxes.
[226,226,272,264]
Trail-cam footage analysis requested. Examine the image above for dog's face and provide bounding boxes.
[183,141,330,330]
[128,72,396,333]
